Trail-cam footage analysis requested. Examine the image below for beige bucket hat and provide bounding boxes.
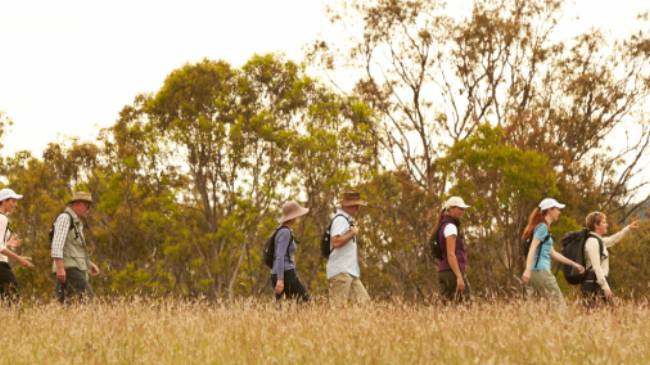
[68,191,94,205]
[278,201,309,224]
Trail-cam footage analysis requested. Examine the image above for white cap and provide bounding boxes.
[443,196,470,210]
[0,188,23,202]
[539,198,565,211]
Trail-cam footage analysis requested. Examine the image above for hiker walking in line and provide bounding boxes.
[0,188,34,303]
[521,198,584,305]
[580,212,639,307]
[268,201,311,302]
[326,192,370,305]
[51,192,100,303]
[432,196,471,303]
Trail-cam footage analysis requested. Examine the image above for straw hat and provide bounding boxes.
[339,192,367,207]
[278,201,309,224]
[68,192,94,205]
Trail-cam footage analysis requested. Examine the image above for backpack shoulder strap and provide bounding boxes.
[332,213,351,225]
[532,233,551,270]
[329,214,352,231]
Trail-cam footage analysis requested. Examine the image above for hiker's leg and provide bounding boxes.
[538,270,565,307]
[329,272,353,305]
[284,270,310,303]
[528,271,546,300]
[65,268,94,303]
[580,281,600,308]
[350,277,370,305]
[438,271,457,303]
[0,263,19,304]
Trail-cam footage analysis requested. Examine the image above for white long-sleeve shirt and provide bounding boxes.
[584,227,630,291]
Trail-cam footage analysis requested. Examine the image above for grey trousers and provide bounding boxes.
[55,268,95,304]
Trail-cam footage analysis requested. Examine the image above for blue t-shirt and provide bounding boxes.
[532,223,552,271]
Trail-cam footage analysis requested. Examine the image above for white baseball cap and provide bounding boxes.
[539,198,565,211]
[0,188,23,202]
[443,196,470,210]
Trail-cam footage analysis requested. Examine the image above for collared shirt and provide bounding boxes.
[51,208,84,259]
[585,227,630,291]
[0,214,11,263]
[326,209,360,279]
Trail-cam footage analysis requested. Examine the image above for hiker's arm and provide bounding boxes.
[585,238,610,291]
[51,214,71,283]
[445,235,462,279]
[273,229,291,280]
[331,229,357,248]
[550,247,583,270]
[331,217,357,249]
[603,224,634,248]
[524,239,541,272]
[0,217,30,267]
[0,248,33,268]
[89,261,100,276]
[51,214,70,260]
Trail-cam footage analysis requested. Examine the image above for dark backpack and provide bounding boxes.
[429,223,446,260]
[263,227,292,269]
[320,214,352,259]
[561,229,605,285]
[521,232,551,269]
[48,211,77,243]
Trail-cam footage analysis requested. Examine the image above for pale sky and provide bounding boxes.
[1,1,649,193]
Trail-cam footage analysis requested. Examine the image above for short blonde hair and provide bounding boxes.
[585,211,606,231]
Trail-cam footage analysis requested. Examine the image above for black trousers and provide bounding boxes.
[55,268,95,304]
[0,262,19,303]
[580,272,611,308]
[271,269,310,302]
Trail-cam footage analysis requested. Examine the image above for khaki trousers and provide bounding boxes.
[328,272,370,305]
[526,270,565,306]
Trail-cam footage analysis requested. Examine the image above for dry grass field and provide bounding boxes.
[2,299,649,365]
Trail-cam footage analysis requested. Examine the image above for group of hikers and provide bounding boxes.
[267,192,641,307]
[0,189,98,303]
[0,185,641,307]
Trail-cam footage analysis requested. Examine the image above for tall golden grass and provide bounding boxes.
[1,298,649,364]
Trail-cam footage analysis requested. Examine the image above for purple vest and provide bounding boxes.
[437,216,467,273]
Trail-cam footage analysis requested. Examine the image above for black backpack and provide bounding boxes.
[320,214,351,259]
[561,229,605,285]
[263,227,292,269]
[521,232,551,269]
[429,224,445,260]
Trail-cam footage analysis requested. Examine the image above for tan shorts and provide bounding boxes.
[328,272,370,305]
